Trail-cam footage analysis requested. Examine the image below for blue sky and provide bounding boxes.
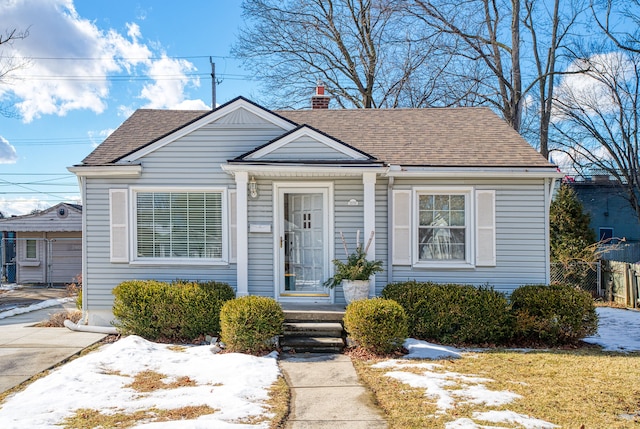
[0,0,259,215]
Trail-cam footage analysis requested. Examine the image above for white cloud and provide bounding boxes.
[0,136,18,164]
[88,128,114,147]
[137,55,209,110]
[0,0,206,123]
[0,198,45,217]
[555,51,634,119]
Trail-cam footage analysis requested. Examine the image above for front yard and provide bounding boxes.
[355,347,640,428]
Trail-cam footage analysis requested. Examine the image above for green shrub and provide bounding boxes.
[510,284,598,345]
[112,280,235,341]
[343,298,408,354]
[219,296,284,354]
[382,281,511,345]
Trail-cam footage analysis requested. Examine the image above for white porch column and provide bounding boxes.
[363,172,376,297]
[235,171,249,296]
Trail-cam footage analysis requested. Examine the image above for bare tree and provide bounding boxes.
[409,0,525,130]
[590,0,640,54]
[409,0,586,158]
[0,27,30,118]
[233,0,476,108]
[552,49,640,221]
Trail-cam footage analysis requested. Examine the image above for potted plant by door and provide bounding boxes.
[324,231,384,304]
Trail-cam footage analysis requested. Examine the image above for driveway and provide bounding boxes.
[0,285,107,394]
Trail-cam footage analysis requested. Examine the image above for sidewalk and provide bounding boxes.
[280,353,387,428]
[0,286,107,394]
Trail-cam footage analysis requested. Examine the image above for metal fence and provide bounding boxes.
[550,261,602,297]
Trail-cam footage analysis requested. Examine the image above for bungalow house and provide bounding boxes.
[0,203,82,286]
[68,90,561,326]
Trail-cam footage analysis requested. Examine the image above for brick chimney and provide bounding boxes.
[311,81,330,109]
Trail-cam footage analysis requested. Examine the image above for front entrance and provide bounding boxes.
[275,183,333,302]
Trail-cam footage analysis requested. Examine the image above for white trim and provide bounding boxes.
[544,178,552,284]
[222,164,387,177]
[273,182,334,303]
[387,167,563,179]
[245,126,370,160]
[235,172,249,296]
[109,189,129,263]
[363,172,376,297]
[229,189,237,264]
[120,99,295,163]
[412,186,475,269]
[392,189,412,265]
[475,190,496,267]
[68,165,142,178]
[129,186,228,264]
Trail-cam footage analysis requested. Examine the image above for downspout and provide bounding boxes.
[78,176,89,322]
[64,319,118,334]
[544,177,557,284]
[387,176,395,284]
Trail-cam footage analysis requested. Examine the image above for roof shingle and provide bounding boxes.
[79,104,552,169]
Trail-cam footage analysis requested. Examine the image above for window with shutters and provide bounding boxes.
[417,193,467,262]
[415,189,471,265]
[393,187,495,268]
[134,190,224,260]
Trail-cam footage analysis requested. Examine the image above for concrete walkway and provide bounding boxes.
[280,353,387,428]
[0,286,107,394]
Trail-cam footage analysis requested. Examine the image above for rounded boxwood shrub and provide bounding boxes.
[343,298,408,354]
[510,283,598,345]
[382,281,511,345]
[219,296,284,354]
[112,279,235,341]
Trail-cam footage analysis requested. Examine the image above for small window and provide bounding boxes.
[599,227,614,242]
[26,239,37,259]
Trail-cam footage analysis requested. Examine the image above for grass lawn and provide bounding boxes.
[354,346,640,428]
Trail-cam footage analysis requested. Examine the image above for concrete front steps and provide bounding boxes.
[280,306,346,353]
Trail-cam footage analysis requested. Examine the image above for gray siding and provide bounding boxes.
[83,121,286,312]
[82,110,550,317]
[390,179,548,295]
[260,137,354,161]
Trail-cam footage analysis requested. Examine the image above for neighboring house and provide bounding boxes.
[68,90,561,326]
[0,203,82,285]
[569,176,640,262]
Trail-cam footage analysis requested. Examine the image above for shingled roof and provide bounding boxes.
[80,103,552,168]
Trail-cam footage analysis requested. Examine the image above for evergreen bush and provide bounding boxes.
[510,283,598,345]
[112,279,235,340]
[382,281,511,345]
[219,296,284,354]
[343,298,408,354]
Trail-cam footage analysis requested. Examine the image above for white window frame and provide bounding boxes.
[130,187,228,265]
[412,186,475,269]
[25,239,38,260]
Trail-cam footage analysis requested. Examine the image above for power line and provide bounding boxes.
[25,55,234,61]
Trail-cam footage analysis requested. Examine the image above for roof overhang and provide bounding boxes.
[67,165,143,178]
[387,166,564,179]
[222,163,389,178]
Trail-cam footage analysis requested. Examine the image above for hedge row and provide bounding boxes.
[112,280,235,341]
[382,281,598,346]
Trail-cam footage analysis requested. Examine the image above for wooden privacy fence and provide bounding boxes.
[602,260,640,308]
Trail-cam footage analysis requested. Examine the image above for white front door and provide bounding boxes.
[275,184,333,301]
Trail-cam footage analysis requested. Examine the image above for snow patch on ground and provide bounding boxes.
[584,307,640,351]
[0,335,280,428]
[0,297,73,319]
